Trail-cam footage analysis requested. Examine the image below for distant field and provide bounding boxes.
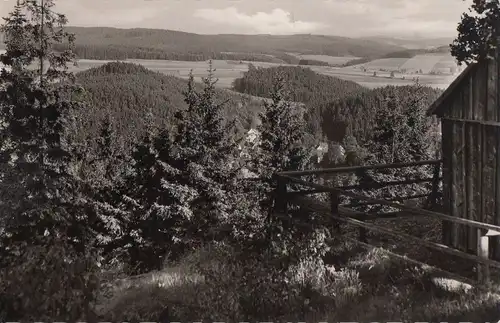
[0,54,455,90]
[400,54,445,73]
[348,58,408,71]
[69,58,458,90]
[290,54,360,65]
[346,53,461,75]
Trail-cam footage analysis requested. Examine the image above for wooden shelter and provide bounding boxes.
[427,49,500,260]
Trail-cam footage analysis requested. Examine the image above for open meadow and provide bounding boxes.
[66,56,459,90]
[0,49,459,90]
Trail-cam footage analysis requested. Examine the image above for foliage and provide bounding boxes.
[315,85,442,145]
[0,0,86,248]
[0,235,100,322]
[451,0,500,65]
[245,72,331,272]
[365,82,439,165]
[251,74,313,180]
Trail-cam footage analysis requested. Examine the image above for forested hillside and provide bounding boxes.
[312,85,443,144]
[232,65,364,108]
[44,27,407,62]
[73,61,264,151]
[232,65,443,145]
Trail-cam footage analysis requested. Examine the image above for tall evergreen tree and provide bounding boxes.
[253,72,313,192]
[0,0,91,248]
[250,72,318,269]
[175,63,241,241]
[107,63,242,272]
[0,1,100,320]
[365,82,438,165]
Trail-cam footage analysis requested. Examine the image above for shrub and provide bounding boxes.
[0,235,101,322]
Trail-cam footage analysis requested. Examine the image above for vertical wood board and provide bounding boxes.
[441,119,453,245]
[451,121,463,249]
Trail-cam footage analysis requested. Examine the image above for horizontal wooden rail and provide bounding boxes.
[285,178,439,195]
[295,198,500,269]
[286,188,332,196]
[331,236,477,286]
[340,176,441,190]
[278,159,442,177]
[279,174,500,233]
[293,196,415,220]
[342,192,438,208]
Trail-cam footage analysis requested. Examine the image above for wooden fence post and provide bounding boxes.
[478,229,500,283]
[330,191,340,233]
[429,161,441,209]
[275,176,288,215]
[477,228,490,284]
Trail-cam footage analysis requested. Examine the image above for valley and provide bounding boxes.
[0,27,462,90]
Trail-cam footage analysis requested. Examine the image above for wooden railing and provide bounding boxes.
[273,159,500,285]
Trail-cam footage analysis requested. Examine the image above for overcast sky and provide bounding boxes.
[0,0,472,38]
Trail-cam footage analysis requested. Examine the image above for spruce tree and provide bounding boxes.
[0,0,89,247]
[109,63,247,272]
[251,72,318,269]
[175,63,240,242]
[253,72,313,194]
[114,122,197,273]
[0,1,100,320]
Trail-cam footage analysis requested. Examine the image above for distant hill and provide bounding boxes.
[232,65,367,140]
[73,61,265,156]
[46,27,408,62]
[232,65,363,105]
[230,64,443,144]
[360,36,453,50]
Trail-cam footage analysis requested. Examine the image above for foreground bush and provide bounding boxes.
[0,235,101,322]
[102,232,353,322]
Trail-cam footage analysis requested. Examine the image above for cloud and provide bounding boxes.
[193,7,326,34]
[0,0,169,28]
[321,0,471,37]
[56,0,169,27]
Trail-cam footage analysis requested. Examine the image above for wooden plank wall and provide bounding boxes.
[440,51,500,259]
[441,119,452,245]
[490,48,500,259]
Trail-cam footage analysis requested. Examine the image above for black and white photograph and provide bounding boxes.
[1,0,500,322]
